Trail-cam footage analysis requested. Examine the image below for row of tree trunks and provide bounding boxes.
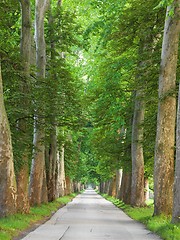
[73,182,82,193]
[0,0,83,217]
[99,170,151,207]
[99,180,110,195]
[102,0,180,219]
[99,170,123,197]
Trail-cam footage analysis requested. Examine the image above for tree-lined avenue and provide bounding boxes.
[1,1,180,239]
[21,190,161,240]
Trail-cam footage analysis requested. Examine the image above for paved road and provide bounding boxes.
[21,189,161,240]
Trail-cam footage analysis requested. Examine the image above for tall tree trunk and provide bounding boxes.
[41,168,48,203]
[119,171,131,205]
[116,169,123,198]
[30,126,46,205]
[46,0,63,201]
[16,0,31,214]
[99,181,105,193]
[108,176,116,197]
[29,0,49,206]
[73,181,78,193]
[65,176,71,195]
[172,0,180,219]
[105,180,110,194]
[0,63,17,217]
[144,178,149,202]
[47,127,57,201]
[58,144,66,197]
[131,90,145,207]
[154,1,180,216]
[172,85,180,223]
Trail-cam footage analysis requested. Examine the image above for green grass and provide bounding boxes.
[102,194,180,240]
[0,194,76,240]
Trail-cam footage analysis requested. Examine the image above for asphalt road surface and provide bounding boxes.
[21,189,161,240]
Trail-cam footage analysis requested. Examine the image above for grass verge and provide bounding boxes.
[0,193,77,240]
[102,194,180,240]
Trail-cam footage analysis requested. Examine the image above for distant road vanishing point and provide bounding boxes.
[21,189,161,240]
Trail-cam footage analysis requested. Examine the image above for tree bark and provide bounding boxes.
[55,151,61,198]
[131,90,145,207]
[99,181,105,193]
[47,127,57,201]
[172,84,180,223]
[144,178,149,202]
[16,0,31,214]
[41,168,48,203]
[116,169,122,198]
[0,62,17,217]
[154,1,180,216]
[172,0,180,219]
[30,126,46,205]
[119,171,131,205]
[65,176,72,195]
[56,144,66,197]
[29,0,49,205]
[46,0,63,200]
[108,176,116,197]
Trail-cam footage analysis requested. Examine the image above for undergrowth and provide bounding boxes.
[0,194,76,240]
[102,194,180,240]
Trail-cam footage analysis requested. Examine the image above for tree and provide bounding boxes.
[154,0,180,216]
[16,0,31,213]
[172,1,180,222]
[131,89,145,207]
[56,142,66,197]
[172,82,180,223]
[29,0,49,206]
[0,62,17,217]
